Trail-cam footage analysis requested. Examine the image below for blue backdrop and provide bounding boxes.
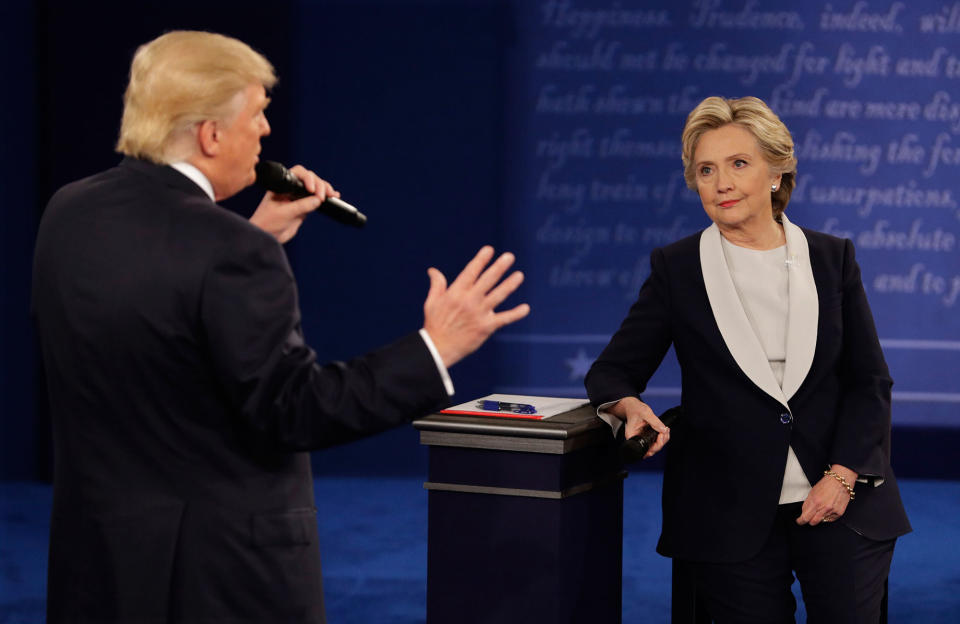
[494,0,960,430]
[2,0,958,481]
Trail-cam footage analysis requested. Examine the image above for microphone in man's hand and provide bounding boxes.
[619,406,682,464]
[254,160,367,228]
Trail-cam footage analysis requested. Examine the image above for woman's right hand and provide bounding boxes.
[609,396,671,459]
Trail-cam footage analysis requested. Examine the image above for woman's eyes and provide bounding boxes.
[699,160,748,176]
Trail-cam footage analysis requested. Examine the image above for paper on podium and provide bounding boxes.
[440,393,589,420]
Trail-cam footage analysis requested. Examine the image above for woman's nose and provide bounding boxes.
[716,167,733,191]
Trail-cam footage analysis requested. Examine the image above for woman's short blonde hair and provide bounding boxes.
[116,31,277,164]
[680,96,797,219]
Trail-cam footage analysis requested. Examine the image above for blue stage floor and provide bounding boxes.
[2,473,959,623]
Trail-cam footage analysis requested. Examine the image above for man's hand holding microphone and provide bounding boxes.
[250,161,531,362]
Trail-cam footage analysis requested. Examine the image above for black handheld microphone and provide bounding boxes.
[619,406,681,464]
[254,160,367,228]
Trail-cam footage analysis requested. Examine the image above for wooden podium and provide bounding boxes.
[414,404,624,624]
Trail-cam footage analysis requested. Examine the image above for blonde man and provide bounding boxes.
[34,31,528,623]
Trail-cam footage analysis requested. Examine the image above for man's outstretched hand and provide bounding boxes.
[423,246,530,368]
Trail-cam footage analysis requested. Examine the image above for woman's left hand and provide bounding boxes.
[796,463,858,526]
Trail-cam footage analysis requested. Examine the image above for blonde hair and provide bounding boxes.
[116,31,277,164]
[680,96,797,219]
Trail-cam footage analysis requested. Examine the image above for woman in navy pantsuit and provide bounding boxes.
[586,96,910,623]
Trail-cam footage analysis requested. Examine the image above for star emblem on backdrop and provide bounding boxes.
[564,348,594,380]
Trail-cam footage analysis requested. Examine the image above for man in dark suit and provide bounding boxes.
[32,31,529,624]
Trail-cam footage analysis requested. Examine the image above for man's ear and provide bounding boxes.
[196,120,220,158]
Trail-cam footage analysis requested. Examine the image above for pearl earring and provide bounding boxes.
[771,185,777,191]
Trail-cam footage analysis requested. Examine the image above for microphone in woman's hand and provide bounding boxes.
[619,406,682,464]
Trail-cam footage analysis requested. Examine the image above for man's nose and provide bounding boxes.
[261,115,271,136]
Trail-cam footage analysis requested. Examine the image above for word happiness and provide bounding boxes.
[539,0,669,38]
[526,0,960,310]
[541,1,948,36]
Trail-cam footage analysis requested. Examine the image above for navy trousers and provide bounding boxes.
[680,502,895,623]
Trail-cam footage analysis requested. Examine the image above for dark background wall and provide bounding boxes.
[3,0,958,482]
[1,1,38,481]
[2,0,507,480]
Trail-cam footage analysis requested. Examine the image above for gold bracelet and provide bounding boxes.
[824,469,855,501]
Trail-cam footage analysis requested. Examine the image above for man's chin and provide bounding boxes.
[235,170,257,195]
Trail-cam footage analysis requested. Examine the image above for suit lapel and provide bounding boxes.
[699,218,819,407]
[780,215,818,400]
[699,224,788,409]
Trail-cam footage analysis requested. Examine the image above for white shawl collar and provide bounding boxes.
[699,215,818,409]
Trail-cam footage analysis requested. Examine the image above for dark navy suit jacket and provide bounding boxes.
[586,216,911,563]
[33,158,449,623]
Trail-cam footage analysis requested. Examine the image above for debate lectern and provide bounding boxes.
[414,404,624,624]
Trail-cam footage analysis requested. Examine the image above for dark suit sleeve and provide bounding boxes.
[830,238,892,480]
[585,247,674,406]
[199,229,449,450]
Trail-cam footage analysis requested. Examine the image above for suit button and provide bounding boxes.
[779,412,792,424]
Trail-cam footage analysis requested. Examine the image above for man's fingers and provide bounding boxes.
[288,165,315,193]
[322,180,340,199]
[473,252,516,294]
[280,219,306,243]
[422,247,528,368]
[449,246,495,291]
[288,195,322,215]
[288,164,338,200]
[485,270,525,308]
[491,303,531,329]
[425,267,447,308]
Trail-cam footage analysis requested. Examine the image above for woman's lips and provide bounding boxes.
[719,199,739,208]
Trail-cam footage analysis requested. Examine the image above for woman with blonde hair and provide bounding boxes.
[587,96,910,622]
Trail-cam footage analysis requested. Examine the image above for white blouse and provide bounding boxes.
[721,238,811,505]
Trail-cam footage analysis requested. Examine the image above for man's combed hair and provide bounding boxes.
[116,30,277,164]
[680,96,797,219]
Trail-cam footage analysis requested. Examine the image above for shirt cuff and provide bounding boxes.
[596,399,624,438]
[419,328,455,397]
